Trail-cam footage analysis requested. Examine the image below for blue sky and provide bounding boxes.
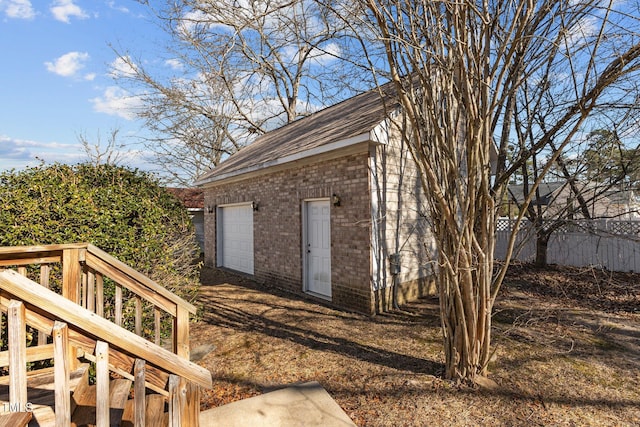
[0,0,162,172]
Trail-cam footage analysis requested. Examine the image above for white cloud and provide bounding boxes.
[44,51,90,77]
[108,56,138,78]
[309,42,341,65]
[563,16,598,47]
[177,9,209,35]
[0,135,82,169]
[50,0,88,23]
[165,59,184,71]
[90,86,143,120]
[106,1,129,14]
[2,0,35,19]
[282,42,341,66]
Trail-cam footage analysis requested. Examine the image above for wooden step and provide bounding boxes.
[1,366,171,426]
[0,412,32,427]
[0,364,89,427]
[71,378,132,427]
[121,394,168,427]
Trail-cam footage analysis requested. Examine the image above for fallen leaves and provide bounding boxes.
[192,266,640,426]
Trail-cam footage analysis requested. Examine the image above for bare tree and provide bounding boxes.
[357,0,640,383]
[115,0,367,185]
[78,128,127,166]
[508,124,640,267]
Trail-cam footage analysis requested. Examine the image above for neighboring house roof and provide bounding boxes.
[508,182,567,205]
[195,83,400,187]
[507,181,640,219]
[166,187,204,210]
[603,188,638,204]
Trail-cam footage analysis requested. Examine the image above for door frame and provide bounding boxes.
[302,198,332,299]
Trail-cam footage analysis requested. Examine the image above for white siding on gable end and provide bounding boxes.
[370,122,436,292]
[218,204,254,274]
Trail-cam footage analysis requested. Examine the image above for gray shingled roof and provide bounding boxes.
[195,83,399,186]
[508,182,567,204]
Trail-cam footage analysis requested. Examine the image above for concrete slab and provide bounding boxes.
[199,382,356,427]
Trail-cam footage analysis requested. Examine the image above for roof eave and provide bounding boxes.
[195,130,383,188]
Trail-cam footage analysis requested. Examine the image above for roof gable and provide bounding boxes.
[195,83,399,186]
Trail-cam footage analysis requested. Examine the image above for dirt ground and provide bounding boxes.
[191,264,640,426]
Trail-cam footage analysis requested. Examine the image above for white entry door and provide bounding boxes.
[305,200,331,298]
[218,204,254,275]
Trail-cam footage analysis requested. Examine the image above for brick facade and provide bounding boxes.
[203,150,376,313]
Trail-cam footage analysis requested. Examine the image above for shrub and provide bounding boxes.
[0,163,201,304]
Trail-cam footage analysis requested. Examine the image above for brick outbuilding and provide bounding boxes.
[195,85,436,314]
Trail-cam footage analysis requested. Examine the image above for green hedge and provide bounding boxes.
[0,163,200,303]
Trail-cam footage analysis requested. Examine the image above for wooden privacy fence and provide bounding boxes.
[495,219,640,272]
[0,244,212,426]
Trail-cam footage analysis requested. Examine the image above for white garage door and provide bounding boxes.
[218,204,254,274]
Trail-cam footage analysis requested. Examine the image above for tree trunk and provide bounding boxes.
[535,232,549,267]
[436,203,496,383]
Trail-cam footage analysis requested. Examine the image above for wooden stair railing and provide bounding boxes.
[0,243,196,359]
[0,269,212,426]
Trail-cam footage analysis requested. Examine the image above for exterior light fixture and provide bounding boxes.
[207,205,215,214]
[251,201,259,211]
[332,194,341,207]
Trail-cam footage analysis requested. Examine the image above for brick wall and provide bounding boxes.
[202,151,375,313]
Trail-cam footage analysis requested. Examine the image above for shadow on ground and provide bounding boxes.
[197,270,444,376]
[194,266,640,426]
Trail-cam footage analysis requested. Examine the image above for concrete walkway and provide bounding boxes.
[199,382,356,427]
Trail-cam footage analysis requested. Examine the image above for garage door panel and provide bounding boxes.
[219,204,254,274]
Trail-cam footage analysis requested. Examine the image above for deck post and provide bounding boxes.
[8,300,27,411]
[175,306,190,359]
[168,375,199,427]
[95,341,110,427]
[53,321,71,427]
[134,359,146,427]
[168,375,181,426]
[62,248,81,304]
[185,381,200,426]
[62,248,82,371]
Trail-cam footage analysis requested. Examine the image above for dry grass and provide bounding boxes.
[192,265,640,426]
